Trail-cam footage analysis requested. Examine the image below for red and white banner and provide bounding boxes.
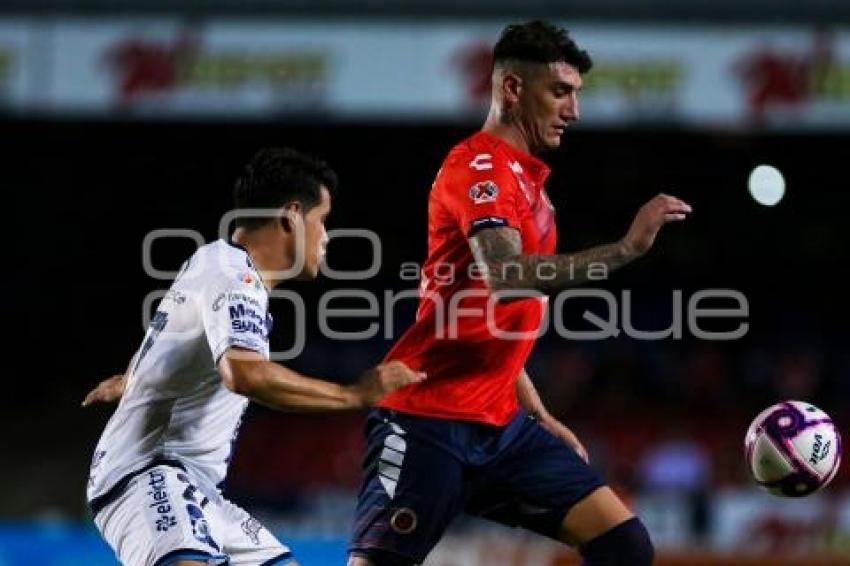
[2,18,850,128]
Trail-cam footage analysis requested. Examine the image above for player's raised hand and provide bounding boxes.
[622,193,692,257]
[81,374,126,407]
[354,361,426,407]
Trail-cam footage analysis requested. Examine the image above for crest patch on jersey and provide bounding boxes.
[469,180,499,205]
[390,507,418,534]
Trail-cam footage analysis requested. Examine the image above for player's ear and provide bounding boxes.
[279,201,302,233]
[501,71,522,105]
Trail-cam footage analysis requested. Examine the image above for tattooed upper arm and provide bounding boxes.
[471,226,632,294]
[469,227,523,290]
[469,226,521,263]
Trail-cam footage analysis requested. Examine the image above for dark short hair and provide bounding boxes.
[493,20,592,74]
[233,147,337,230]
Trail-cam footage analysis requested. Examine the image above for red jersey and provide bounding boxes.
[378,131,557,426]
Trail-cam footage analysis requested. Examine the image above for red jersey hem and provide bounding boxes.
[376,399,519,427]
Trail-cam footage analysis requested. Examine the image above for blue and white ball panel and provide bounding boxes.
[745,400,842,497]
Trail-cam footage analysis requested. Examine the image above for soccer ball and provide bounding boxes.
[745,400,842,497]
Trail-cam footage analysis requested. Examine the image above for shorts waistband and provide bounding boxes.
[88,458,186,517]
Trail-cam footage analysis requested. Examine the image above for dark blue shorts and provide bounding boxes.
[348,408,606,564]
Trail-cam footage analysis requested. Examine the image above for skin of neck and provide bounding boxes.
[482,102,533,155]
[231,225,291,290]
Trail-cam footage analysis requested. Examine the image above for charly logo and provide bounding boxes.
[468,153,493,171]
[241,517,263,545]
[212,292,226,311]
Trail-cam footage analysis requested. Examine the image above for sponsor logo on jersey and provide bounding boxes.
[228,292,262,308]
[147,469,177,532]
[214,290,262,313]
[469,180,499,204]
[229,302,267,336]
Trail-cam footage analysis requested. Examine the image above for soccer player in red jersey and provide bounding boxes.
[349,21,691,565]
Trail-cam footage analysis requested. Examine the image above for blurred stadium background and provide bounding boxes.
[4,0,850,564]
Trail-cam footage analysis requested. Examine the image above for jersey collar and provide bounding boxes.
[476,130,551,187]
[223,238,268,289]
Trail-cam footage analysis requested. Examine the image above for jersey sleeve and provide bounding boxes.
[438,152,523,237]
[200,270,270,363]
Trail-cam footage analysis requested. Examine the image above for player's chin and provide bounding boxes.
[296,262,321,281]
[543,134,562,150]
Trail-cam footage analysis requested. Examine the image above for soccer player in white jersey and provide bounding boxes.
[83,148,423,566]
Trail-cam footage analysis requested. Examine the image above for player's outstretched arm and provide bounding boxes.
[81,351,139,406]
[81,374,126,407]
[219,348,425,411]
[469,193,691,296]
[516,369,589,462]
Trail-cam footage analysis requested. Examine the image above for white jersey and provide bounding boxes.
[87,239,272,509]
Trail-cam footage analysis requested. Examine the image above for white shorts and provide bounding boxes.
[93,464,293,566]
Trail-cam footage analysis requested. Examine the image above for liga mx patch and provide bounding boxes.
[469,180,499,204]
[237,271,262,291]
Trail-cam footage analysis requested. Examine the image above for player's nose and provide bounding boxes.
[563,93,580,121]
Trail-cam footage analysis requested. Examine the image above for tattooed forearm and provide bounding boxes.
[469,227,635,295]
